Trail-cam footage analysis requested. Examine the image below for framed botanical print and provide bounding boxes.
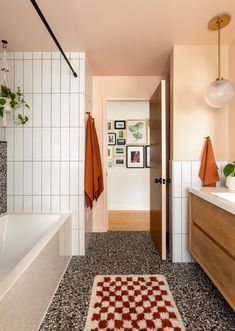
[127,120,147,145]
[114,157,126,167]
[117,138,126,145]
[107,146,113,159]
[107,121,113,131]
[114,120,126,129]
[108,132,116,145]
[117,130,126,139]
[126,146,144,168]
[114,146,125,156]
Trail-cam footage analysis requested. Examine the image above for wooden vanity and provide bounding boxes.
[189,188,235,311]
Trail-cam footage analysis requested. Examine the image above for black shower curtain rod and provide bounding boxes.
[30,0,78,78]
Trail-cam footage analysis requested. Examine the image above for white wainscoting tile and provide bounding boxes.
[14,195,23,212]
[14,128,23,161]
[42,94,51,127]
[33,52,42,60]
[14,162,23,195]
[33,128,42,161]
[61,94,70,127]
[172,198,181,234]
[61,162,69,195]
[70,128,79,160]
[216,161,222,187]
[42,162,51,195]
[79,59,85,94]
[70,59,79,93]
[33,196,41,212]
[33,59,42,93]
[24,128,32,160]
[52,94,61,127]
[42,59,51,93]
[78,127,85,161]
[70,94,79,127]
[61,195,69,212]
[51,128,60,161]
[181,161,191,198]
[15,59,23,88]
[52,59,61,93]
[24,60,33,93]
[70,195,79,229]
[79,161,85,195]
[42,196,51,212]
[23,162,32,195]
[172,161,181,198]
[61,60,70,93]
[51,196,60,213]
[79,229,85,255]
[24,196,32,212]
[181,198,189,234]
[70,162,79,195]
[5,128,14,161]
[33,162,41,195]
[172,234,182,262]
[42,128,51,160]
[32,94,42,127]
[51,162,60,195]
[61,128,69,160]
[7,196,13,213]
[191,161,202,188]
[72,229,79,255]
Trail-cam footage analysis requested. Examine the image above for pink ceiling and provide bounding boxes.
[1,0,235,75]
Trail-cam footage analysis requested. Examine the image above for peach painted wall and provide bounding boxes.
[92,76,165,232]
[229,44,235,160]
[171,45,230,161]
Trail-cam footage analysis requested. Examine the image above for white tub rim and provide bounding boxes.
[0,212,71,301]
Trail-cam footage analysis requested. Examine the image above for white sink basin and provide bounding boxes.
[212,192,235,203]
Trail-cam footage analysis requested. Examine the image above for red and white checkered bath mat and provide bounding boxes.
[85,275,185,331]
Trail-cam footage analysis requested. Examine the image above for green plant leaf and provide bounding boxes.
[223,163,235,177]
[0,98,6,105]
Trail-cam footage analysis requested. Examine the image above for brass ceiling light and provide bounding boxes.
[205,14,235,108]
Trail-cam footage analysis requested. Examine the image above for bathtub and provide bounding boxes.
[0,213,72,331]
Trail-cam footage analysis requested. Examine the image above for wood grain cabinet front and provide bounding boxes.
[189,193,235,311]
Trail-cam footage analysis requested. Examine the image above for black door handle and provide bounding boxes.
[155,178,171,184]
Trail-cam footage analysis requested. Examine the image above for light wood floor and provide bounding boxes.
[108,210,150,231]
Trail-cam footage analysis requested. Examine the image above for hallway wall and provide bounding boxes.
[92,76,165,232]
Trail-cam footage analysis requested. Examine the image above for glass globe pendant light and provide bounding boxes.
[205,15,235,108]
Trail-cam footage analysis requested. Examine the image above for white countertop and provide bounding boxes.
[188,187,235,215]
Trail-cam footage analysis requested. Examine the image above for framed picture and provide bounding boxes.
[107,159,113,168]
[108,132,116,145]
[126,146,144,168]
[145,145,150,168]
[114,146,125,156]
[114,120,126,129]
[117,130,126,139]
[114,157,126,167]
[127,120,147,144]
[107,146,113,159]
[117,138,126,145]
[107,121,113,131]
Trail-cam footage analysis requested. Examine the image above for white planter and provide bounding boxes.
[226,176,235,191]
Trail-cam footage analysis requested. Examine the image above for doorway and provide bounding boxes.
[106,100,150,231]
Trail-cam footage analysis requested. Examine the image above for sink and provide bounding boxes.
[212,192,235,203]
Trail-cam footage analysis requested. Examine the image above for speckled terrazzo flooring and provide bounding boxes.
[39,232,235,331]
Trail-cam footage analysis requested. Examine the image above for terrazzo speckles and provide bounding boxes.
[39,232,235,331]
[0,141,7,214]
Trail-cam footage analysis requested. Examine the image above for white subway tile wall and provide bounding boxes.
[170,160,229,262]
[0,52,92,255]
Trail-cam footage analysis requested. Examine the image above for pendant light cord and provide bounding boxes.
[217,18,221,80]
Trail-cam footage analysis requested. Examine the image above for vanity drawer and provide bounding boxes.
[191,222,235,310]
[191,194,235,259]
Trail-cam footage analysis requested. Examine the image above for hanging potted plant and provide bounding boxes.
[223,162,235,190]
[0,85,29,125]
[0,40,30,126]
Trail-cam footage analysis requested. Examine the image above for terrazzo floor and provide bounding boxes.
[39,232,235,331]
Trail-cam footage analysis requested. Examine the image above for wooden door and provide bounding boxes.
[150,80,167,260]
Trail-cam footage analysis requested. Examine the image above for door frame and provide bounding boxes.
[102,97,150,232]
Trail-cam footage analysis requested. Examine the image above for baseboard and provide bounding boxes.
[108,210,150,231]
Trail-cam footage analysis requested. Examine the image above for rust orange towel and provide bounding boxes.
[199,137,220,187]
[85,115,104,208]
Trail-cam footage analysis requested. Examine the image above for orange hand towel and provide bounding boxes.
[85,115,104,209]
[85,116,94,208]
[199,137,220,187]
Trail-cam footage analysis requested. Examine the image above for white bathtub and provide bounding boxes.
[0,213,72,331]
